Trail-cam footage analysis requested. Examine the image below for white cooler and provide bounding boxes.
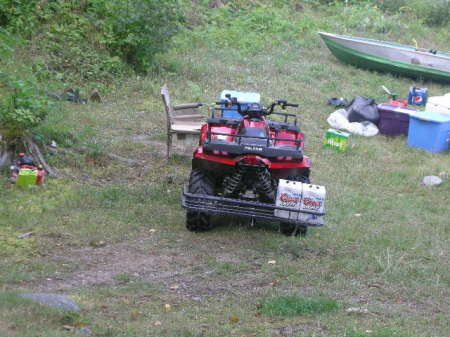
[425,93,450,116]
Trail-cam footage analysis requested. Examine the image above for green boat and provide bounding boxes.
[319,32,450,83]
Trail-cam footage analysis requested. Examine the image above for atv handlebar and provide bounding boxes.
[215,98,298,116]
[268,100,299,113]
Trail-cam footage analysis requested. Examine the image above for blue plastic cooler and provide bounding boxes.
[407,111,450,153]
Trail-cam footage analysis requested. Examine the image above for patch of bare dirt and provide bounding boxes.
[32,240,190,291]
[276,323,327,337]
[132,134,196,155]
[28,236,273,301]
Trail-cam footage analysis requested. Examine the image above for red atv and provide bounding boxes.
[182,92,325,236]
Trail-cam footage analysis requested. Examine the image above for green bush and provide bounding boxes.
[0,0,38,35]
[97,0,184,73]
[372,0,449,26]
[0,0,184,80]
[0,73,53,138]
[175,4,312,56]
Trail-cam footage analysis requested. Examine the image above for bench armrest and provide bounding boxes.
[173,103,203,110]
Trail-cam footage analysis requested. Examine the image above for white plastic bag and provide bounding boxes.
[327,109,379,137]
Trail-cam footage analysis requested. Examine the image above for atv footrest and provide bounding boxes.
[182,187,325,226]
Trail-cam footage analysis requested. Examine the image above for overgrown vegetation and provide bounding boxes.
[0,0,184,78]
[376,0,450,26]
[0,73,53,139]
[0,1,449,337]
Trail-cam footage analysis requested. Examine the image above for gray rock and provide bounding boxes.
[75,326,92,335]
[423,176,443,186]
[21,293,80,311]
[16,232,33,239]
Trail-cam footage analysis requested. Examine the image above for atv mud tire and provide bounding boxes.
[186,169,214,232]
[280,175,310,237]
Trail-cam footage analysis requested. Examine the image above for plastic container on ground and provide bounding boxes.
[377,103,417,136]
[425,93,450,116]
[407,111,450,153]
[16,168,38,187]
[408,87,428,106]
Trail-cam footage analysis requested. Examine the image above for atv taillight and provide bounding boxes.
[199,124,208,145]
[242,157,262,165]
[212,150,229,156]
[276,156,296,161]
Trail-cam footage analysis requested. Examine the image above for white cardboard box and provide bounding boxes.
[275,179,326,225]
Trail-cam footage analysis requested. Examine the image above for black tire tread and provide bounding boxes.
[186,169,214,232]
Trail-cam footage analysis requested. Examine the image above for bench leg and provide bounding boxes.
[167,132,172,159]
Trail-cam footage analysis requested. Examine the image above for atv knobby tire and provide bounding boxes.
[186,169,214,232]
[280,175,310,237]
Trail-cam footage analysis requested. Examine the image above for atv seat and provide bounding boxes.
[161,84,206,158]
[268,121,300,133]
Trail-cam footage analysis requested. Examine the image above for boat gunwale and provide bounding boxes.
[319,33,450,82]
[318,32,450,62]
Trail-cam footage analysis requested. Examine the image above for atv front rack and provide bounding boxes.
[182,186,325,226]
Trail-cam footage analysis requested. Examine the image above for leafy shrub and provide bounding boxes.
[0,0,38,35]
[176,4,312,56]
[324,2,405,34]
[0,0,184,81]
[0,73,53,138]
[376,0,450,26]
[97,0,184,73]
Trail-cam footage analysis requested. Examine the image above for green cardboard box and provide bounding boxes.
[16,168,38,187]
[323,128,350,152]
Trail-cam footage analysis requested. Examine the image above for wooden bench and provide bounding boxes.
[161,84,205,158]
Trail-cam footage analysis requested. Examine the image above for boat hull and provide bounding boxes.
[319,32,450,83]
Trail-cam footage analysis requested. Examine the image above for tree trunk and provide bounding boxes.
[22,136,59,177]
[0,142,12,168]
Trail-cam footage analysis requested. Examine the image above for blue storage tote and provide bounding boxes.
[407,111,450,153]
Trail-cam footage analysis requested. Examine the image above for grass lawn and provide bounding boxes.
[0,3,449,337]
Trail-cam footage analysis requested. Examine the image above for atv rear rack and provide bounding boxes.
[212,107,298,125]
[182,186,325,226]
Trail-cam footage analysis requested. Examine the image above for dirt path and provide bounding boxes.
[29,233,274,301]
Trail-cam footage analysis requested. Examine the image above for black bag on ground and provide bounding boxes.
[347,96,379,125]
